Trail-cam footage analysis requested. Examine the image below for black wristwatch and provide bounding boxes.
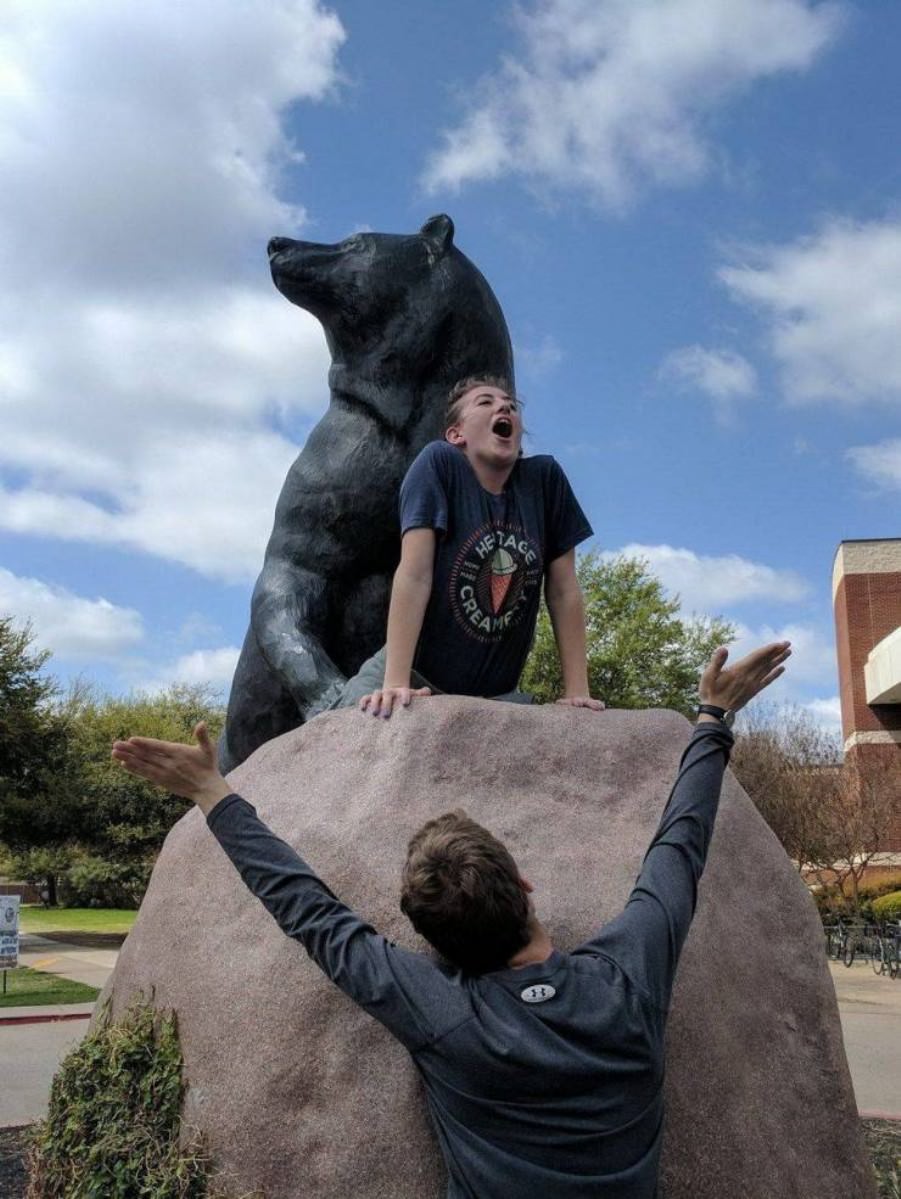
[696,704,736,729]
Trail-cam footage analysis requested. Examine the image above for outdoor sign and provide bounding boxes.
[0,895,20,969]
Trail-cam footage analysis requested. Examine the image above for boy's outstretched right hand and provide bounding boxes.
[111,721,232,815]
[359,685,433,719]
[698,641,791,715]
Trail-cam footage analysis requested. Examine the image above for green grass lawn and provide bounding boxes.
[19,906,137,936]
[0,966,99,1008]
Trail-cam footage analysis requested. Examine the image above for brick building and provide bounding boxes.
[832,538,901,859]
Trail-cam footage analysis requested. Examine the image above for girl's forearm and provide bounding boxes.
[547,585,590,696]
[383,569,433,687]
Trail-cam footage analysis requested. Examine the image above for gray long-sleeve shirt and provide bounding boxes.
[207,721,733,1198]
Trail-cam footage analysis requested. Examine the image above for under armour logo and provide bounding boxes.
[520,984,556,1004]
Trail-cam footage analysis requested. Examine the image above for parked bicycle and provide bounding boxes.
[823,920,873,967]
[825,920,847,962]
[842,922,870,967]
[871,922,901,979]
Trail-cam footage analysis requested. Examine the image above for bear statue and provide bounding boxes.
[219,215,515,773]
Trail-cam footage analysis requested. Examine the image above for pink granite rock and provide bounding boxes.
[98,700,875,1198]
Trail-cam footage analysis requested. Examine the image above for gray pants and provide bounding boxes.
[328,647,533,710]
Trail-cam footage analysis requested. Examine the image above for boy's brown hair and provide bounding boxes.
[444,375,516,433]
[400,810,531,974]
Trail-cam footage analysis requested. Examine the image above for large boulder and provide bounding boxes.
[98,701,875,1198]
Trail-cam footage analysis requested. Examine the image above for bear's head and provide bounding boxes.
[267,215,513,397]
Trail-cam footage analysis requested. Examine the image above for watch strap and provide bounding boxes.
[697,703,735,728]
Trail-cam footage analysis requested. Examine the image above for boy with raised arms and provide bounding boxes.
[113,639,790,1198]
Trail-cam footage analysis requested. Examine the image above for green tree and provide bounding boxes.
[520,553,734,715]
[0,617,79,903]
[0,615,56,792]
[1,617,225,907]
[57,684,226,906]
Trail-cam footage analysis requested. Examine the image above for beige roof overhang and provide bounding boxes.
[865,625,901,705]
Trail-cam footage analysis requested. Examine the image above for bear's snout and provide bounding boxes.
[268,236,297,259]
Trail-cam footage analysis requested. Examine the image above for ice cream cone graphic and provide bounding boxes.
[490,547,517,613]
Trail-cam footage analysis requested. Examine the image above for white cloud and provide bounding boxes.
[0,568,143,660]
[0,287,327,483]
[137,646,241,697]
[603,547,836,698]
[0,1,343,581]
[659,345,757,420]
[720,217,901,406]
[608,544,809,612]
[0,428,302,583]
[847,438,901,490]
[802,695,843,737]
[423,0,842,208]
[0,0,344,292]
[727,621,837,690]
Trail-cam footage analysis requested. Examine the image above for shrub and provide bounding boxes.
[860,874,901,902]
[872,891,901,924]
[8,846,80,907]
[812,884,855,923]
[60,854,151,908]
[27,998,259,1198]
[811,873,901,925]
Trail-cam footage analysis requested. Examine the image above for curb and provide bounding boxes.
[0,1011,92,1027]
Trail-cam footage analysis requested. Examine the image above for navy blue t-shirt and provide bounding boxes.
[399,441,593,696]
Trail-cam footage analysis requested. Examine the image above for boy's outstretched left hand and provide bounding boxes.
[555,696,605,711]
[111,721,232,815]
[698,641,791,714]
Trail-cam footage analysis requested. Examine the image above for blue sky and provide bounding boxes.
[1,0,899,735]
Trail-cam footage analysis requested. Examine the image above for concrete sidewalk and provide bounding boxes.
[828,959,901,1119]
[1,934,115,1125]
[15,933,119,991]
[2,934,114,1126]
[1,1016,92,1126]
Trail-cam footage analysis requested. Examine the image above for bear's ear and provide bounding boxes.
[420,213,454,263]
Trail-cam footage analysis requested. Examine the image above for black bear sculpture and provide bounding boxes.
[220,215,515,772]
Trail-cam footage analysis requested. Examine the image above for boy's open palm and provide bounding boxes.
[699,641,791,713]
[111,721,232,814]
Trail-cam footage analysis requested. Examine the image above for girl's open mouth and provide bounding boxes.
[492,416,513,438]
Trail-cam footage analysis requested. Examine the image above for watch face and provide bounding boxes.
[723,710,736,728]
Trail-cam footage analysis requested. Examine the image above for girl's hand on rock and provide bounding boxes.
[555,696,605,711]
[359,686,432,719]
